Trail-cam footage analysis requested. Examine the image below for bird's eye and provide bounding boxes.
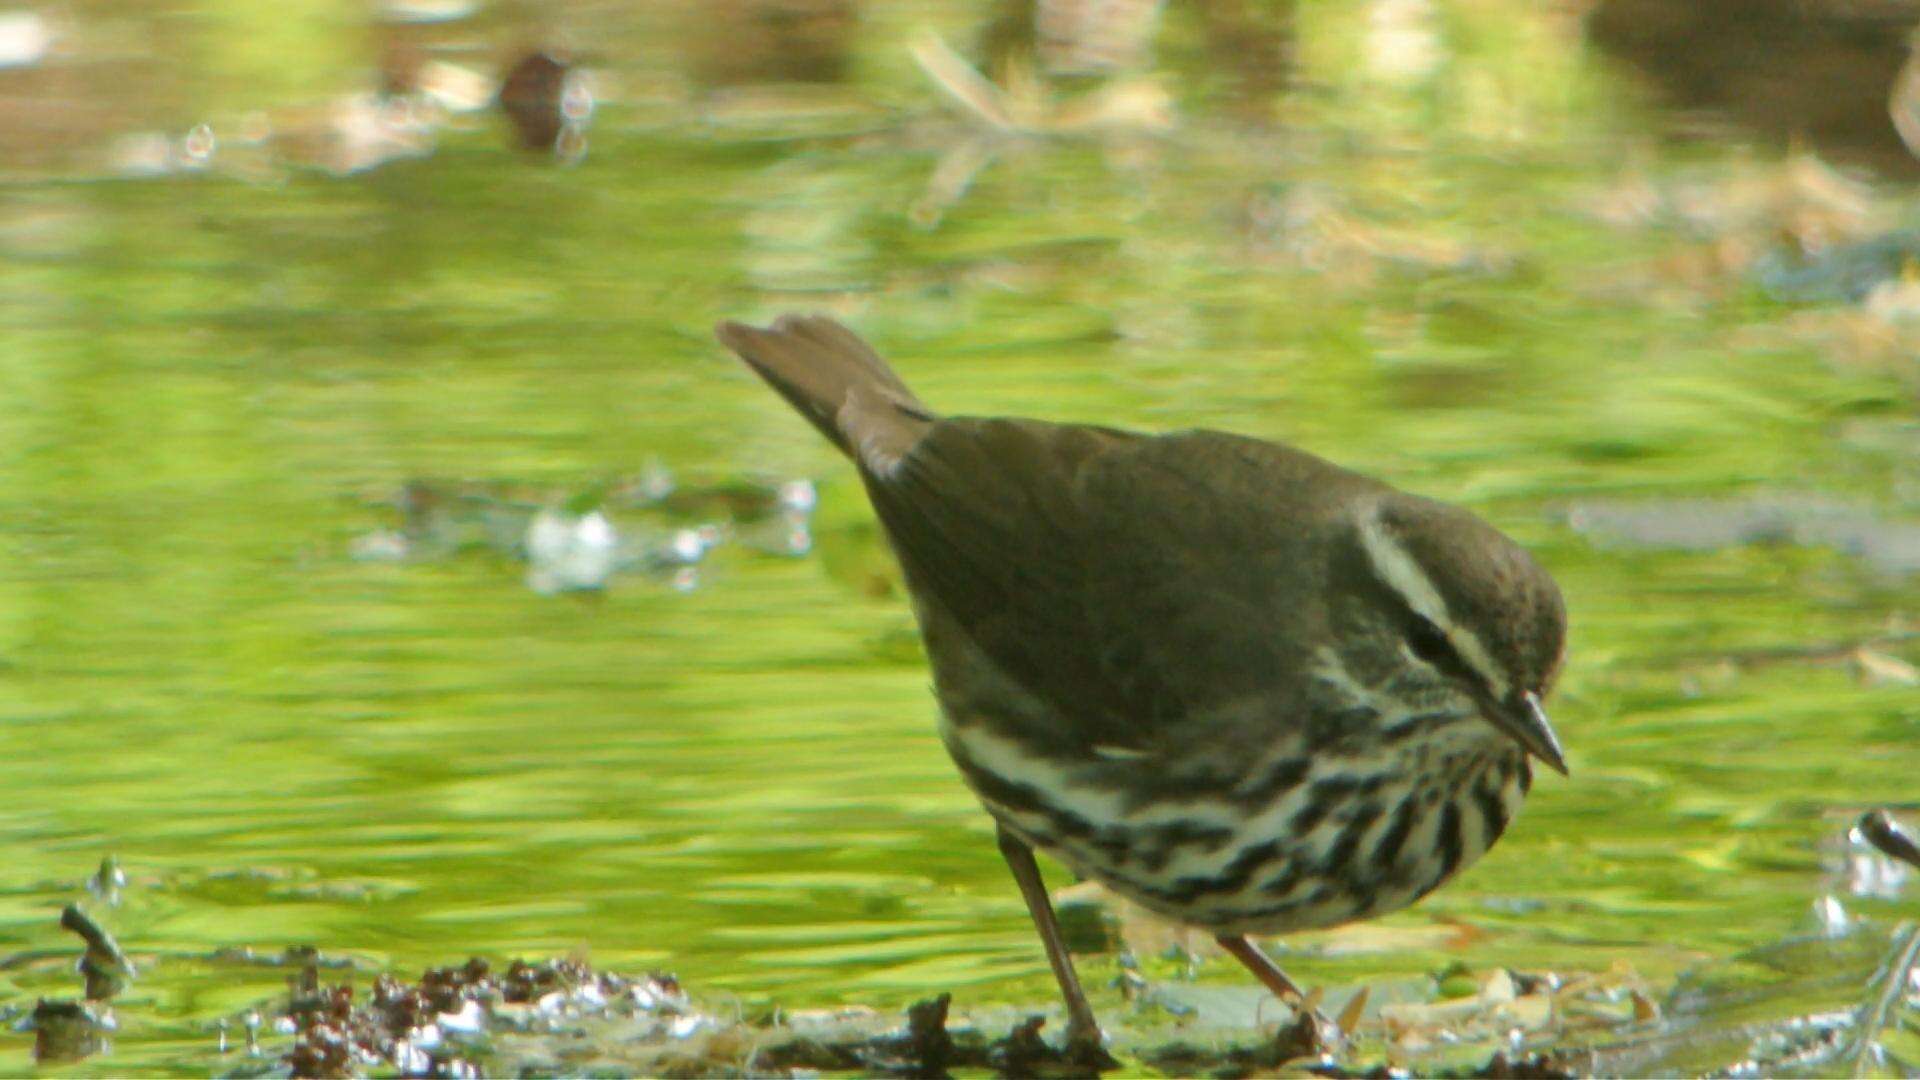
[1406,616,1455,667]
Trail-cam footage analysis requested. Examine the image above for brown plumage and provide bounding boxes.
[715,313,1568,1054]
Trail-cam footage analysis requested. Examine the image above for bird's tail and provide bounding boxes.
[714,314,934,472]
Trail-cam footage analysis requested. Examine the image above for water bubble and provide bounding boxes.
[668,529,707,563]
[180,123,217,165]
[526,509,618,593]
[1813,894,1849,937]
[777,479,817,513]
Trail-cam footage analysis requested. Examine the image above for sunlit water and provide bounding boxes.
[3,0,1920,1073]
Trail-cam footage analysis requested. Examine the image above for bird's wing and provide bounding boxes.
[864,420,1382,753]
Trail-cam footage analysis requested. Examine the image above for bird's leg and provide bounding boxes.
[1215,935,1307,1003]
[1215,934,1334,1045]
[996,824,1103,1052]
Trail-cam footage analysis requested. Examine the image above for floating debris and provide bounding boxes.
[1847,922,1920,1076]
[85,856,126,907]
[17,901,1920,1078]
[498,49,592,158]
[15,905,132,1064]
[1840,815,1915,900]
[1379,967,1556,1050]
[60,904,133,1002]
[352,473,817,596]
[69,14,600,181]
[1859,809,1920,872]
[27,999,111,1064]
[1754,230,1920,305]
[278,956,695,1076]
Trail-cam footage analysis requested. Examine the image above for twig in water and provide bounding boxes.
[59,904,133,1001]
[1850,920,1920,1077]
[1858,809,1920,870]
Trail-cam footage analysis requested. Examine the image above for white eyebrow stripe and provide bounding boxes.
[1359,514,1446,623]
[1358,510,1510,697]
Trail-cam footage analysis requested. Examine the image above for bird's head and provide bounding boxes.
[1349,494,1569,774]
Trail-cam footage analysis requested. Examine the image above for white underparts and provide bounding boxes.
[940,712,1521,930]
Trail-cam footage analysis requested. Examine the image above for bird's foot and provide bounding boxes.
[993,1015,1116,1077]
[1064,1018,1118,1073]
[1272,1005,1336,1062]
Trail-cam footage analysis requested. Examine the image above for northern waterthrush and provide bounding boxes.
[716,314,1568,1049]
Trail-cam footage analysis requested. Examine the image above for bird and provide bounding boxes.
[714,314,1568,1053]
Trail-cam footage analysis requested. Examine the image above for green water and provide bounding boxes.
[3,0,1920,1073]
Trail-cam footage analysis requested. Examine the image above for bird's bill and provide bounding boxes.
[1478,690,1569,776]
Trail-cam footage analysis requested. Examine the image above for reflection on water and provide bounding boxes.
[1591,0,1920,174]
[496,49,590,157]
[347,471,814,594]
[2,0,1920,1072]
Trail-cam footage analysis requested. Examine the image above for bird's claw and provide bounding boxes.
[1273,1003,1339,1061]
[1064,1020,1117,1071]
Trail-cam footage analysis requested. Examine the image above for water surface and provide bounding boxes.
[3,0,1920,1072]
